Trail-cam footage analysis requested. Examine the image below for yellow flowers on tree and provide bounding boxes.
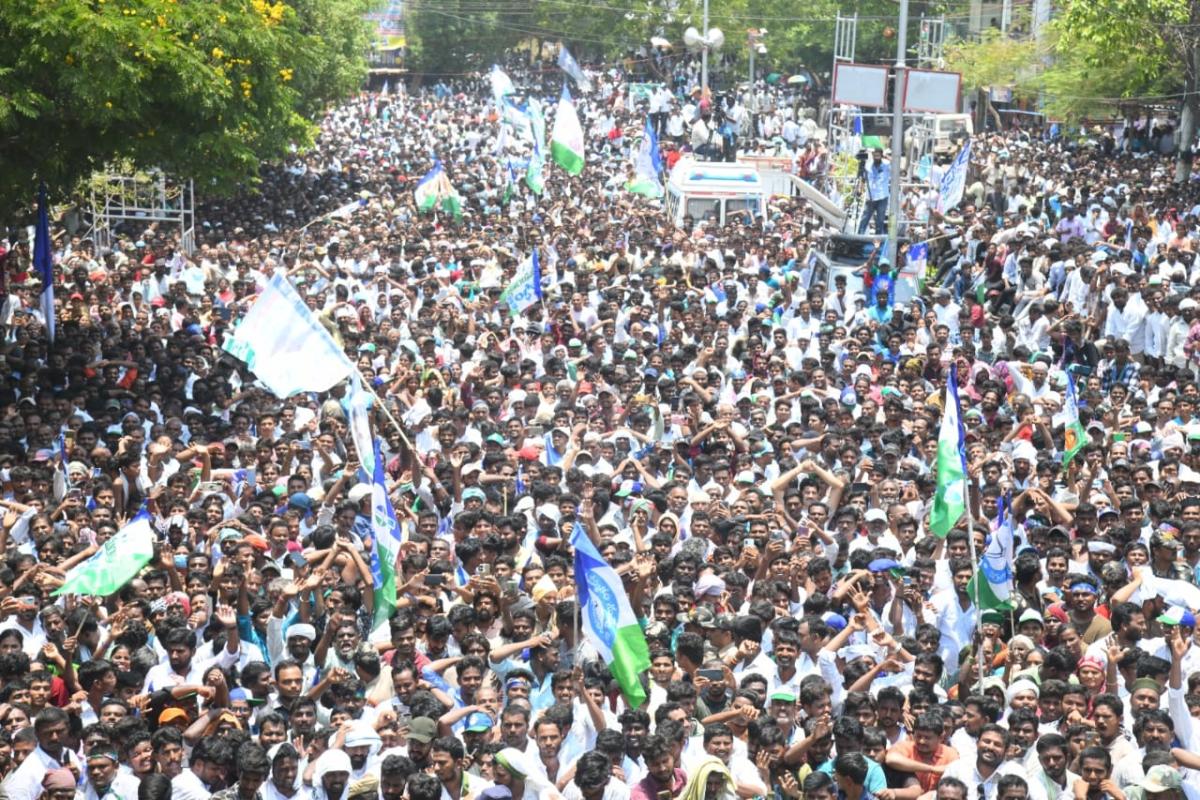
[0,0,371,214]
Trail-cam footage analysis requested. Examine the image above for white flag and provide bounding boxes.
[490,66,515,104]
[346,375,376,474]
[223,273,354,397]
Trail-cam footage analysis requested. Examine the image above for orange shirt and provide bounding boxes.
[887,739,959,793]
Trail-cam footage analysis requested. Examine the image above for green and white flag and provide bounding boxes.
[1057,372,1090,467]
[550,85,584,176]
[54,513,156,597]
[966,496,1016,612]
[571,524,651,707]
[414,161,463,218]
[930,365,968,538]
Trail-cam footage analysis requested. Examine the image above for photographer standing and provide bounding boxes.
[858,147,891,235]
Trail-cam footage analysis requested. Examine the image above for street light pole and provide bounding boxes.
[886,0,908,266]
[748,37,755,89]
[701,0,710,94]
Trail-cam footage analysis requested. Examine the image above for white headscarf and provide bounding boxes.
[311,749,352,800]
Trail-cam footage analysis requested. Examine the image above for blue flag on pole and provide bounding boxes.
[938,140,972,212]
[34,184,55,343]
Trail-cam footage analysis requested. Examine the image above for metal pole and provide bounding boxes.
[886,0,908,266]
[748,39,755,92]
[701,0,710,94]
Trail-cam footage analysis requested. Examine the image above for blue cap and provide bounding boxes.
[868,558,901,573]
[465,711,492,732]
[822,612,847,632]
[288,493,313,511]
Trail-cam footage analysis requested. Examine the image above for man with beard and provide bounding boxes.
[929,558,978,675]
[618,708,651,782]
[143,609,242,692]
[379,754,417,800]
[212,743,271,800]
[404,718,438,771]
[265,742,305,800]
[883,713,958,792]
[941,725,1040,800]
[630,734,686,800]
[1029,734,1079,800]
[747,630,804,696]
[431,735,493,800]
[312,748,352,800]
[1066,576,1112,645]
[343,722,382,782]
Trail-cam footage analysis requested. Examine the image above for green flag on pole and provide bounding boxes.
[53,514,156,597]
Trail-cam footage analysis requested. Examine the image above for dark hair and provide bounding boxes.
[408,773,442,800]
[236,742,271,777]
[833,752,869,785]
[996,776,1029,796]
[431,734,464,761]
[574,751,612,791]
[703,723,733,744]
[1078,746,1111,771]
[936,777,969,798]
[138,774,174,800]
[642,733,672,764]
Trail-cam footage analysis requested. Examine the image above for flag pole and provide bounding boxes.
[965,479,986,691]
[952,363,987,692]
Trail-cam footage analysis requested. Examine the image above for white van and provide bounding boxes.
[664,158,766,227]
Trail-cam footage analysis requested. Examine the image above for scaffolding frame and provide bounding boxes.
[87,171,196,254]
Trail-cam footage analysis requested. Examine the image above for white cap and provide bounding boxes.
[865,508,888,523]
[347,484,372,503]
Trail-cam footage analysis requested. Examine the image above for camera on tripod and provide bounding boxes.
[855,148,868,178]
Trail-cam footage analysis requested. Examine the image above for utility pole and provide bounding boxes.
[886,0,908,266]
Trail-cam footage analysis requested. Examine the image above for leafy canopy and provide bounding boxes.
[0,0,371,211]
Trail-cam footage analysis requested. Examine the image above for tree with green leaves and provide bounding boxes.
[1052,0,1198,179]
[0,0,371,216]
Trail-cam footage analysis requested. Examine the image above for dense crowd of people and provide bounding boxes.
[0,51,1198,800]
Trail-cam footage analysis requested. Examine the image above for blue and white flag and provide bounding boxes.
[907,242,928,272]
[222,272,355,397]
[499,255,541,315]
[557,46,592,92]
[937,140,971,212]
[571,524,650,707]
[368,439,403,626]
[34,184,55,343]
[626,118,664,197]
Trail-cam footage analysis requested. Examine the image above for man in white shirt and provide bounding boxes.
[172,737,231,799]
[143,607,243,693]
[942,725,1047,800]
[0,707,76,800]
